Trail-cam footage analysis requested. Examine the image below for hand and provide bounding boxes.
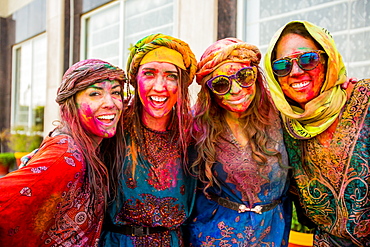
[341,77,358,89]
[19,149,39,169]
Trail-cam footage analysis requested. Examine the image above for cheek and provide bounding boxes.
[78,103,95,124]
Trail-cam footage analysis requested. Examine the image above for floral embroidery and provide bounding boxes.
[285,80,370,245]
[30,166,48,173]
[19,187,32,197]
[115,194,186,228]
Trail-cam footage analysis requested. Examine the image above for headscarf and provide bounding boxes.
[126,33,197,85]
[56,59,126,104]
[264,20,347,139]
[196,38,261,84]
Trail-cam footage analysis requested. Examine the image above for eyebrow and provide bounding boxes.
[88,83,122,90]
[141,67,178,74]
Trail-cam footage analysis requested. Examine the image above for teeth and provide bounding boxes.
[97,114,115,120]
[151,96,167,102]
[292,81,309,89]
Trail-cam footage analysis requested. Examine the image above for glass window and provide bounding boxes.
[238,0,370,79]
[81,0,176,69]
[12,33,47,134]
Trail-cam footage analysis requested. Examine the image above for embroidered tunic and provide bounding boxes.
[284,80,370,246]
[0,135,104,247]
[186,116,291,246]
[100,128,196,246]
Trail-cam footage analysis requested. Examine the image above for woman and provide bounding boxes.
[264,20,370,246]
[186,38,291,246]
[0,59,126,246]
[99,34,197,246]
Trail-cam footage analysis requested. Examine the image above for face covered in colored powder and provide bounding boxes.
[136,61,179,127]
[274,33,327,108]
[75,79,123,144]
[211,62,256,115]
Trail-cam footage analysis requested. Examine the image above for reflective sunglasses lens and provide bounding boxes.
[299,52,320,70]
[237,68,255,87]
[211,77,230,94]
[272,59,292,76]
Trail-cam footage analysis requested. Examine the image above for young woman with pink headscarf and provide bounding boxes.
[186,38,291,246]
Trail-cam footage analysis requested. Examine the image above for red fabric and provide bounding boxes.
[0,135,104,246]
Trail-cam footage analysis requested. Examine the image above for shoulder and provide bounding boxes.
[28,134,85,169]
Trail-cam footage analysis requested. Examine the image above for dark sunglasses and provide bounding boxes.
[206,67,257,95]
[272,50,325,77]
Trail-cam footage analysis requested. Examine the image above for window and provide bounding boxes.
[81,0,176,69]
[238,0,370,79]
[11,33,47,134]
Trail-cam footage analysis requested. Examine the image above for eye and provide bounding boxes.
[112,90,122,96]
[143,71,154,77]
[167,73,179,80]
[89,91,100,96]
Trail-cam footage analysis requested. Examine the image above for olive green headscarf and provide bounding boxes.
[264,20,347,139]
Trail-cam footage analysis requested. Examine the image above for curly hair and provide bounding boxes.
[191,38,287,195]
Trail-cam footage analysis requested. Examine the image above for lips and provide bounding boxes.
[96,114,116,124]
[149,95,168,107]
[226,95,248,105]
[291,81,310,89]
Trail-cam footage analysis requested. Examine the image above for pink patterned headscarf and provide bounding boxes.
[56,59,126,104]
[196,38,261,84]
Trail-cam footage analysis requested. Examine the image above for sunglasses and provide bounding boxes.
[206,67,257,95]
[272,50,325,77]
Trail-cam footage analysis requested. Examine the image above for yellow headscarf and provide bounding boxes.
[264,20,347,139]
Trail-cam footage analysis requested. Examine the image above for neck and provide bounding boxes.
[224,111,248,146]
[141,112,171,131]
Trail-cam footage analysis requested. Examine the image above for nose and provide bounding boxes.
[102,93,116,109]
[229,79,242,94]
[152,76,166,92]
[290,59,304,76]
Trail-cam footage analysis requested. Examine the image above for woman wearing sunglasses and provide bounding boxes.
[264,20,370,246]
[186,38,291,246]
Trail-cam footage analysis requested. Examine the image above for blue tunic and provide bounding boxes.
[186,117,291,246]
[100,128,196,247]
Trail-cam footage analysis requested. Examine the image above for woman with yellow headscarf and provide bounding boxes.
[264,20,370,246]
[185,38,291,246]
[99,34,197,247]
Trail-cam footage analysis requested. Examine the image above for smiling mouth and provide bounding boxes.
[150,96,167,104]
[291,81,310,89]
[97,114,115,123]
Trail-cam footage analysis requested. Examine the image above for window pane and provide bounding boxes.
[13,34,46,133]
[123,0,174,62]
[85,4,120,66]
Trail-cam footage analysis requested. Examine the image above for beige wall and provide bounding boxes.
[178,0,218,105]
[43,0,65,135]
[0,0,33,17]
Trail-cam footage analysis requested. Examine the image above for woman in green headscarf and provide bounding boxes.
[99,33,197,247]
[264,20,370,246]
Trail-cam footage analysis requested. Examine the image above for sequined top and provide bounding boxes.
[100,128,196,247]
[285,79,370,246]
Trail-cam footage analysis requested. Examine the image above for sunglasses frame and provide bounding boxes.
[206,66,257,95]
[272,50,326,77]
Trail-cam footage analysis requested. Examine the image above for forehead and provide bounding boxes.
[275,33,320,58]
[138,61,177,71]
[212,62,250,75]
